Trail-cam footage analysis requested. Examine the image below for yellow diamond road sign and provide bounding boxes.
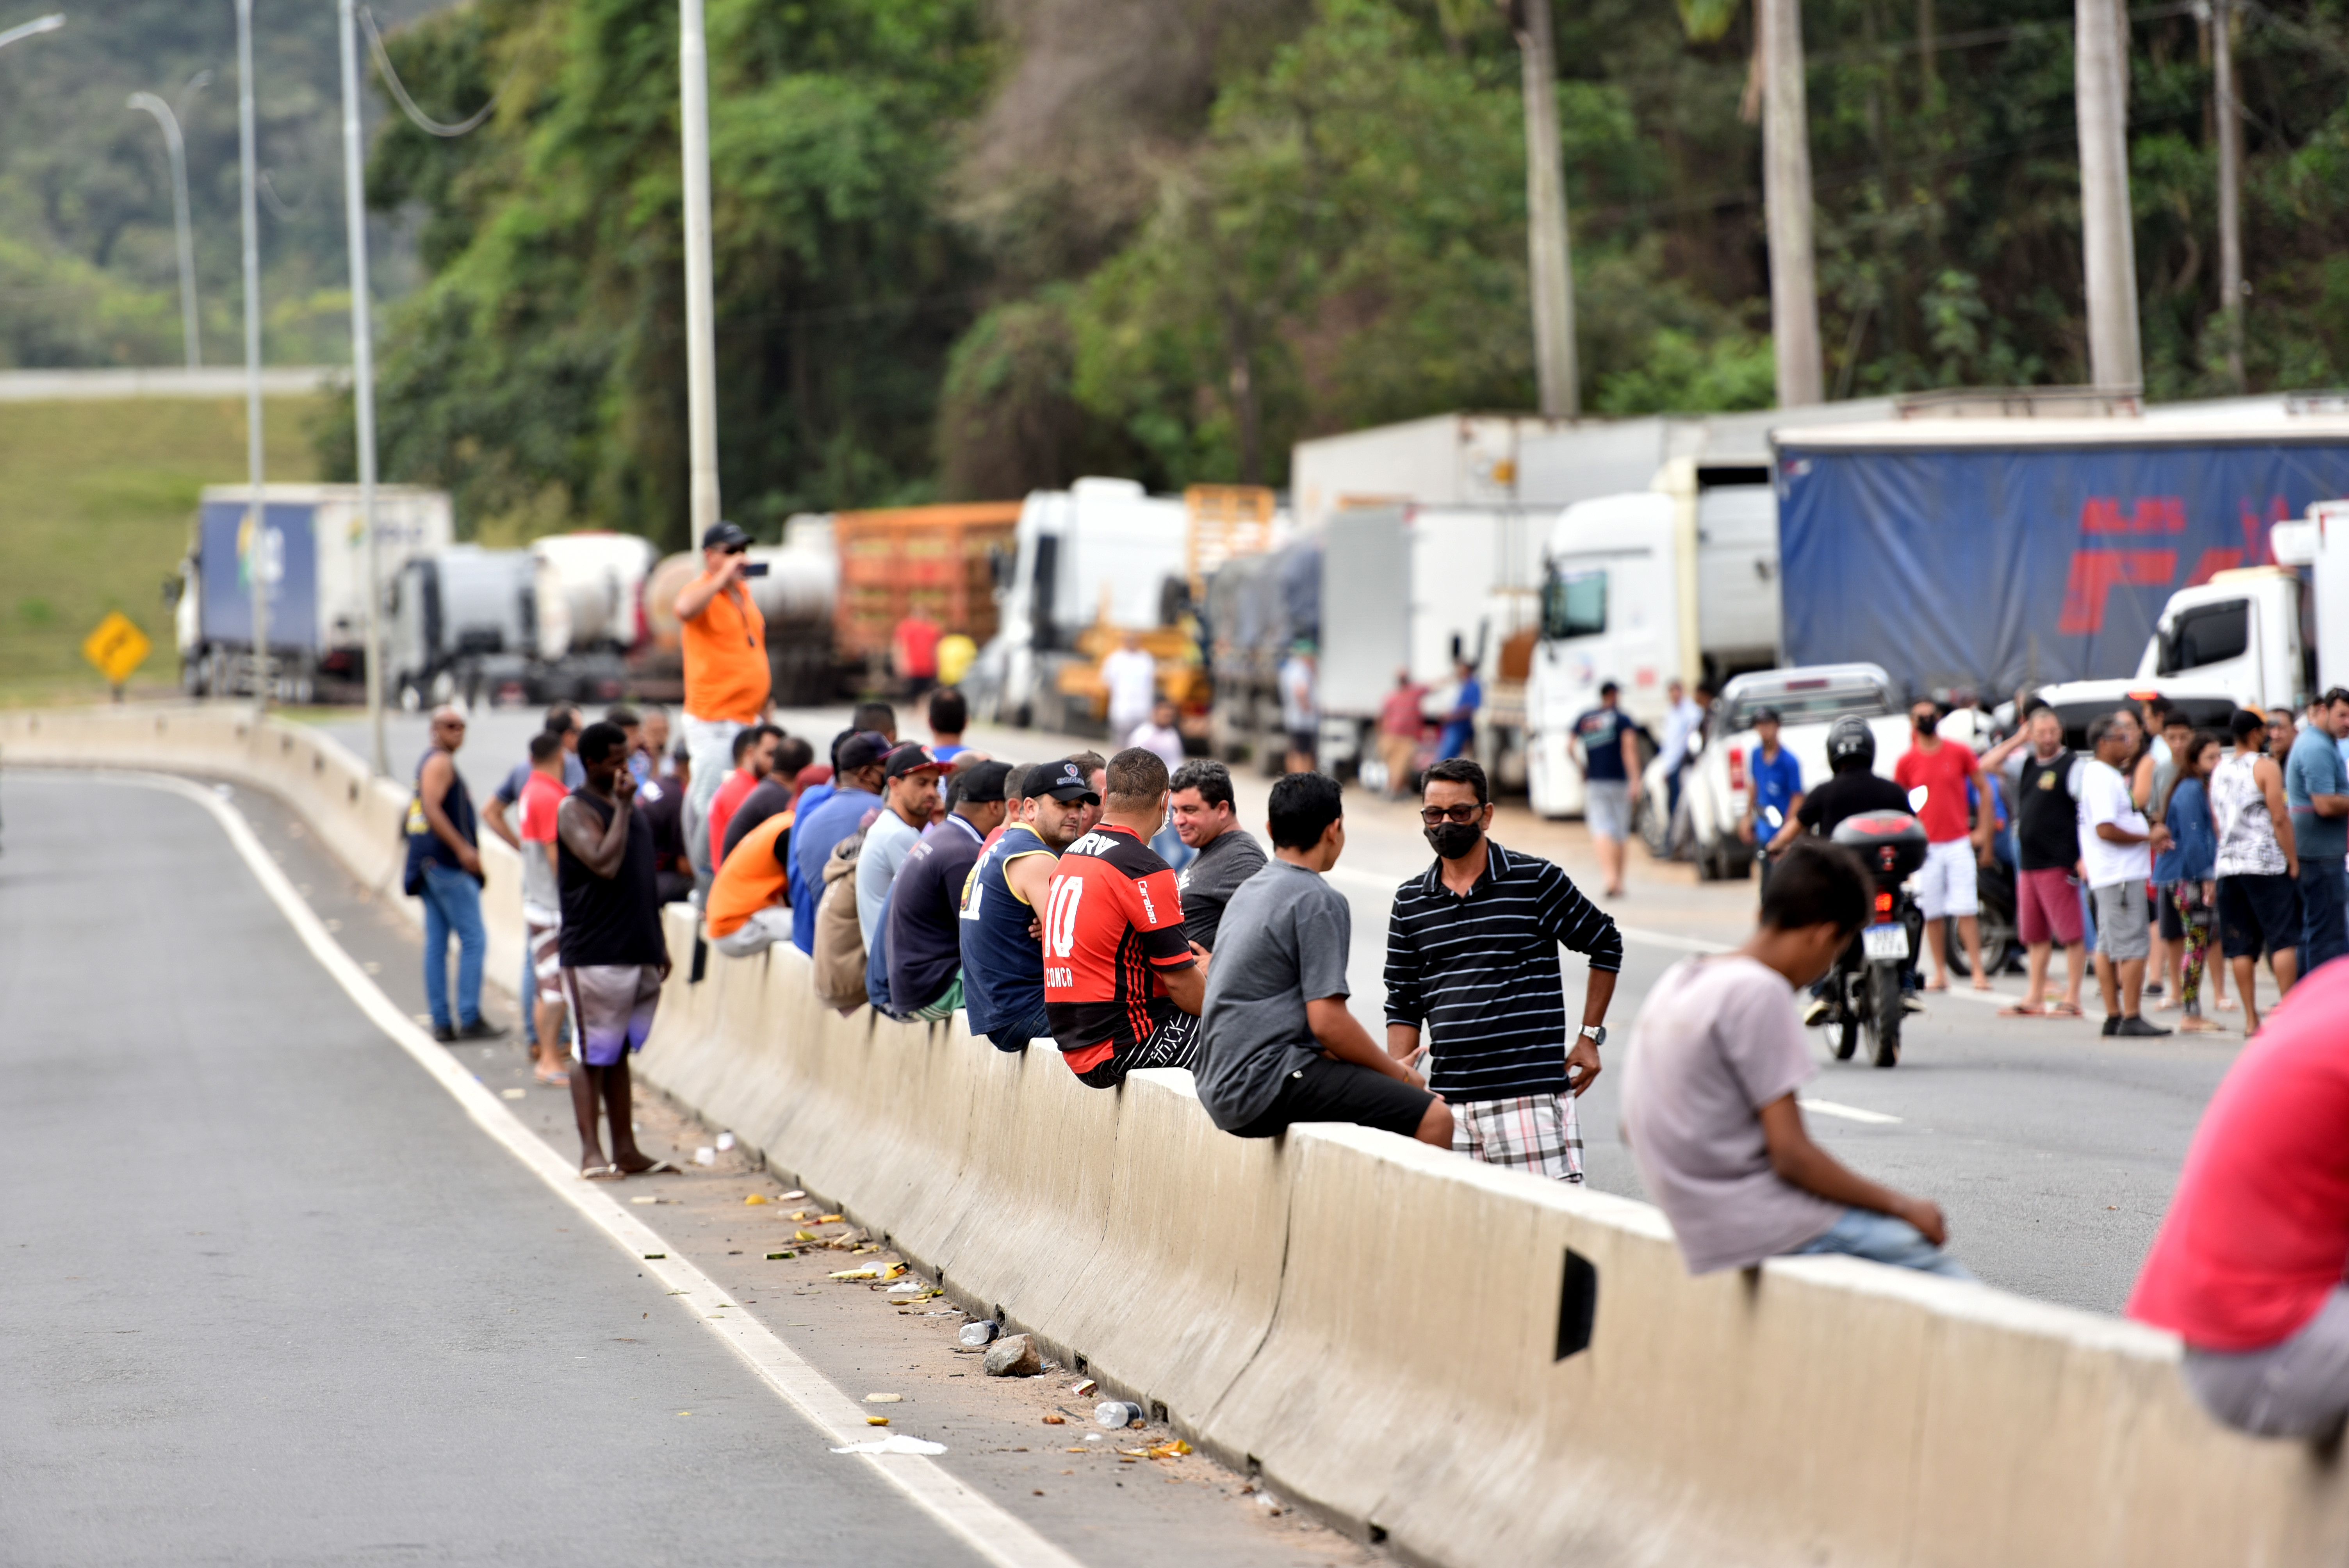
[82,611,151,687]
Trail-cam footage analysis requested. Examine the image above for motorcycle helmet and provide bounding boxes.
[1826,715,1877,772]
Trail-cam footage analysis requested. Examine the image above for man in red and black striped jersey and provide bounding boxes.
[1043,748,1211,1087]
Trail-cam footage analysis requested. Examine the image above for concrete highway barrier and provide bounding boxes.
[11,702,2349,1566]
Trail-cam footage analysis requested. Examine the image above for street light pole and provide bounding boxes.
[679,0,720,543]
[235,0,269,706]
[2076,0,2143,394]
[127,92,201,369]
[1511,0,1578,419]
[337,0,386,775]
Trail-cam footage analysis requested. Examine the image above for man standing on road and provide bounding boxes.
[1198,772,1451,1147]
[961,761,1094,1053]
[1376,669,1427,799]
[1738,707,1804,887]
[405,705,504,1044]
[2214,707,2301,1033]
[886,760,1012,1019]
[1435,655,1480,763]
[855,743,947,949]
[1384,757,1622,1183]
[515,731,572,1085]
[2080,711,2172,1037]
[1102,630,1158,744]
[2284,688,2349,976]
[2128,960,2349,1438]
[1895,700,1995,992]
[1622,838,1969,1278]
[1657,679,1705,822]
[788,731,891,955]
[555,721,673,1180]
[1169,759,1267,951]
[1279,642,1319,775]
[1044,748,1209,1087]
[1982,705,2090,1018]
[893,608,943,699]
[674,520,770,887]
[1570,680,1641,899]
[482,704,581,1055]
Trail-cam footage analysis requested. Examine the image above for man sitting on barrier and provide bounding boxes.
[1198,771,1450,1146]
[1620,838,1971,1279]
[887,759,1013,1020]
[1044,748,1209,1087]
[2129,958,2349,1439]
[959,761,1093,1053]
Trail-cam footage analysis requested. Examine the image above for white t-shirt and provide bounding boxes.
[1100,647,1157,729]
[1620,955,1843,1275]
[2076,757,2151,889]
[1126,720,1186,772]
[854,808,925,947]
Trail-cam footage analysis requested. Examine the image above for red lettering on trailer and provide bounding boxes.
[2186,547,2244,586]
[2058,550,2178,634]
[2080,496,2187,533]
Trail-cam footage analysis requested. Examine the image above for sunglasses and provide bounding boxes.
[1419,804,1484,826]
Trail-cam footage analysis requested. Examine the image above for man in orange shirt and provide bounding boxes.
[706,808,797,957]
[675,520,771,887]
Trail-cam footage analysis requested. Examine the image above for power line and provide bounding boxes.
[361,4,502,138]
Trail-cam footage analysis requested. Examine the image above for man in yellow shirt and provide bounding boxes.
[674,520,771,886]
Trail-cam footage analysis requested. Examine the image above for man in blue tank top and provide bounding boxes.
[404,705,504,1043]
[959,760,1096,1053]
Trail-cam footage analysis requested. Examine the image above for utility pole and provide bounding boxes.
[2075,0,2142,394]
[1511,0,1578,418]
[338,0,387,773]
[235,0,269,706]
[2212,0,2246,392]
[679,0,721,542]
[1760,0,1823,406]
[128,93,201,369]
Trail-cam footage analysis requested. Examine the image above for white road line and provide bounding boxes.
[1800,1098,1905,1125]
[98,769,1086,1568]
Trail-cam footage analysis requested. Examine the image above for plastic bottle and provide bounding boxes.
[1095,1399,1144,1429]
[958,1320,999,1347]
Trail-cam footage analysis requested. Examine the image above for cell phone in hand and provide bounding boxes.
[739,561,770,577]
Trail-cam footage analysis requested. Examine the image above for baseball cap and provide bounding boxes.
[1753,706,1783,724]
[701,520,752,551]
[1026,758,1100,803]
[955,759,1014,803]
[883,742,946,781]
[836,730,893,772]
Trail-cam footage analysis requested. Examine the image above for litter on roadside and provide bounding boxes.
[793,1230,818,1242]
[865,1392,902,1403]
[866,1416,890,1427]
[500,1088,526,1100]
[1070,1378,1098,1397]
[831,1434,946,1456]
[743,1193,767,1205]
[830,1267,883,1281]
[780,1189,805,1200]
[715,1132,736,1151]
[765,1251,793,1260]
[959,1320,999,1347]
[693,1146,716,1166]
[815,1213,844,1224]
[1095,1400,1144,1429]
[630,1195,660,1205]
[1042,1414,1066,1425]
[886,1280,925,1294]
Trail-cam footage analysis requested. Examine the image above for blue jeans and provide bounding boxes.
[1791,1207,1976,1279]
[984,998,1052,1055]
[418,860,487,1032]
[2298,855,2347,977]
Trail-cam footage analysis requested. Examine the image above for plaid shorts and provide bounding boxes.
[1451,1092,1583,1183]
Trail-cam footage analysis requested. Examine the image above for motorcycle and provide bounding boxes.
[1824,798,1930,1068]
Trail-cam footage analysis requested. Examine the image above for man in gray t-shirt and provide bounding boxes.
[1196,773,1445,1144]
[1170,759,1268,950]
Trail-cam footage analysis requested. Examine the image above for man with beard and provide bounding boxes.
[1382,757,1622,1182]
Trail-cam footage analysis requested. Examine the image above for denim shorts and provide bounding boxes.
[1789,1207,1975,1279]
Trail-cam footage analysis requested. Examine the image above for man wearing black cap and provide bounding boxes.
[674,520,770,887]
[887,759,1014,1019]
[857,742,950,948]
[790,729,891,955]
[960,759,1096,1052]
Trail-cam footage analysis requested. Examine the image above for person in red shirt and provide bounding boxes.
[1043,749,1210,1088]
[1376,668,1428,800]
[515,732,572,1087]
[1893,701,1994,992]
[706,723,779,871]
[893,611,943,698]
[2128,961,2349,1437]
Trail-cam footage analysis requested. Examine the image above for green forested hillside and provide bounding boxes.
[0,0,442,368]
[314,0,2349,544]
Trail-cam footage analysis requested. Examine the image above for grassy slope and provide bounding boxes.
[0,396,324,704]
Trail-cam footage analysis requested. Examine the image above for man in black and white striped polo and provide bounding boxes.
[1383,757,1622,1181]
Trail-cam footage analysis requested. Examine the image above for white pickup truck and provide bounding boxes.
[1663,663,1992,881]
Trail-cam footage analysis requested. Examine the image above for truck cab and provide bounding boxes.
[2039,567,2308,720]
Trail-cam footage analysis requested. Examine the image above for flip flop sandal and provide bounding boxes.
[2043,1001,2084,1017]
[580,1164,624,1181]
[535,1070,571,1087]
[619,1158,684,1176]
[1997,1003,2048,1017]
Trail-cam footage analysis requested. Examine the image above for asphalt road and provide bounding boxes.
[319,702,2253,1315]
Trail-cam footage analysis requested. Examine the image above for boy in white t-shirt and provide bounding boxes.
[1621,838,1970,1279]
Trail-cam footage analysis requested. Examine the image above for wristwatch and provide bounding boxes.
[1577,1024,1607,1048]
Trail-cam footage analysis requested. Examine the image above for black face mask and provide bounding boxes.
[1425,820,1483,860]
[1914,714,1939,738]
